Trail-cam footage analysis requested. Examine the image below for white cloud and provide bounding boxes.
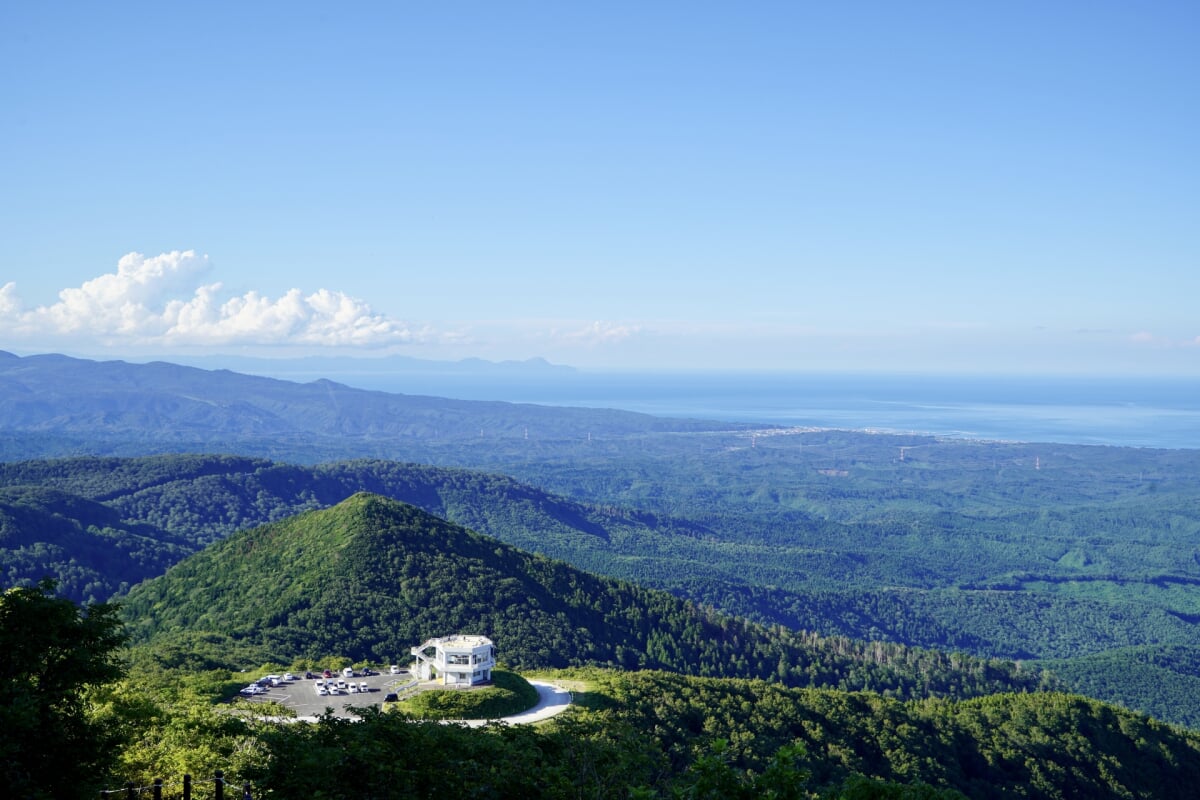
[557,320,642,346]
[0,282,20,316]
[0,250,421,348]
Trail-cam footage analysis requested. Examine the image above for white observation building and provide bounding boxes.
[411,635,496,686]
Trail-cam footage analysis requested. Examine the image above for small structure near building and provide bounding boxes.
[411,635,496,686]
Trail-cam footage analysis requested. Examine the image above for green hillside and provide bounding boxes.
[106,655,1200,800]
[0,485,192,603]
[537,668,1200,800]
[1038,645,1200,730]
[119,494,1046,701]
[0,454,717,597]
[16,566,1200,800]
[6,453,1200,726]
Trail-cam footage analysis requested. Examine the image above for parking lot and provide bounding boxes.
[239,669,417,719]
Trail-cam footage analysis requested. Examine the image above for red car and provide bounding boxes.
[322,669,333,678]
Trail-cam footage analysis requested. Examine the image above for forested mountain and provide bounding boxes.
[120,493,1047,701]
[0,485,192,603]
[0,454,717,600]
[5,451,1200,726]
[178,665,1200,800]
[14,535,1199,800]
[6,352,1200,729]
[540,668,1200,800]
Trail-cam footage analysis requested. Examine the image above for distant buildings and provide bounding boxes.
[411,635,496,686]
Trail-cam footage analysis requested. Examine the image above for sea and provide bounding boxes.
[334,371,1200,451]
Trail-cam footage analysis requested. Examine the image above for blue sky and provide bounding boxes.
[1,2,1197,374]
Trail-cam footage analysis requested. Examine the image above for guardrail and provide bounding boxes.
[100,771,250,799]
[390,677,420,699]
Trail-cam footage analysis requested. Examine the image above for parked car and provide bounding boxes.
[348,683,358,693]
[389,665,401,674]
[336,679,348,690]
[283,672,296,682]
[384,692,399,702]
[304,671,315,680]
[322,669,333,678]
[317,686,328,696]
[359,682,369,693]
[342,667,355,678]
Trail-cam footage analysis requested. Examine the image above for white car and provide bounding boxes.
[283,672,296,682]
[348,683,358,693]
[359,682,369,693]
[389,665,400,674]
[317,686,328,696]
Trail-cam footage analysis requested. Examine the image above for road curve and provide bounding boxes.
[457,680,572,728]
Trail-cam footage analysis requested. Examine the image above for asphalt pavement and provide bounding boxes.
[457,680,573,728]
[242,674,572,726]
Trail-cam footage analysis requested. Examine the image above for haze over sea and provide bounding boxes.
[294,369,1200,451]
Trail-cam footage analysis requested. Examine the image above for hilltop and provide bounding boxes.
[119,493,1046,701]
[0,454,714,602]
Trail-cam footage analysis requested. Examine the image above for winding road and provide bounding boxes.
[456,680,573,728]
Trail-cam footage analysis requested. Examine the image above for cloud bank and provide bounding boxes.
[0,251,420,348]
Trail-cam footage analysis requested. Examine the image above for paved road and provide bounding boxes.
[457,680,573,728]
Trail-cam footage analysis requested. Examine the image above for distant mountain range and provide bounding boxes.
[0,351,743,461]
[158,352,578,381]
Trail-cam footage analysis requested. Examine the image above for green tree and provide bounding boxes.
[0,580,128,799]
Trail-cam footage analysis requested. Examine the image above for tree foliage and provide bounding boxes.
[4,447,1200,724]
[118,494,1046,703]
[0,580,128,799]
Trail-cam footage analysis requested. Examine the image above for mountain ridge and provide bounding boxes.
[0,351,744,446]
[120,492,1047,701]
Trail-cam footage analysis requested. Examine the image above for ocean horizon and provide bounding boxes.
[283,369,1200,451]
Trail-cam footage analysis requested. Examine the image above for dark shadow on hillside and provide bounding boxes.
[568,689,618,712]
